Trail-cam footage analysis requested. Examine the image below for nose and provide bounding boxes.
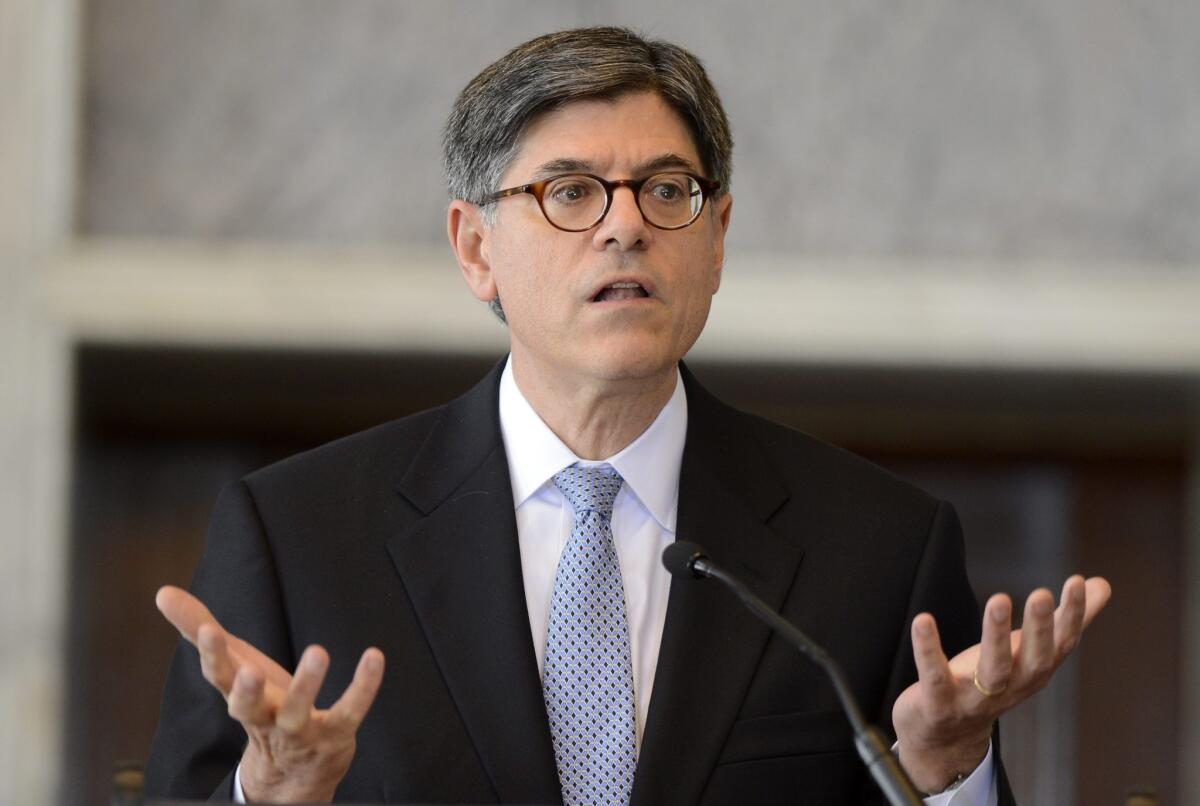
[592,186,650,251]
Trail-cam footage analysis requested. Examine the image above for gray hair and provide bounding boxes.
[442,26,733,209]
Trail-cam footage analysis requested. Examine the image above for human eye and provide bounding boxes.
[547,176,596,206]
[645,174,691,204]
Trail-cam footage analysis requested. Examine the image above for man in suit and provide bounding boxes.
[146,27,1109,804]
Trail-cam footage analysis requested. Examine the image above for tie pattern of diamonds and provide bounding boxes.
[543,464,638,806]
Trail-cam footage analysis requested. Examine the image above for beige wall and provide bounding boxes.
[1,0,76,802]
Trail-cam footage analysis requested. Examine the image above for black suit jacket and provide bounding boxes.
[146,362,1014,804]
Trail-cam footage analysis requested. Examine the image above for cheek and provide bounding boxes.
[490,241,572,320]
[489,239,532,297]
[683,293,714,333]
[677,262,720,333]
[709,259,723,293]
[680,244,722,305]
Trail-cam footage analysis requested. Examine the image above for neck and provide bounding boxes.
[510,355,677,460]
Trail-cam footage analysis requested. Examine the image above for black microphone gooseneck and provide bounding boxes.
[661,541,924,806]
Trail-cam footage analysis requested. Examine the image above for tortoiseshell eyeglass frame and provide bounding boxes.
[482,172,722,232]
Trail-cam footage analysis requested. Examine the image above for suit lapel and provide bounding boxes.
[384,362,803,805]
[632,367,803,806]
[386,362,561,804]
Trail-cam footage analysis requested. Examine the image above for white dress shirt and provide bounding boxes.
[235,358,995,804]
[499,359,684,748]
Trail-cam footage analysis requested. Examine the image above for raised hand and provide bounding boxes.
[155,585,385,803]
[892,575,1111,793]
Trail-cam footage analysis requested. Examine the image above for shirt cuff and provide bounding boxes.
[921,739,997,806]
[232,762,246,803]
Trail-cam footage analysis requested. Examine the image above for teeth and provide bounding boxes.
[593,280,649,302]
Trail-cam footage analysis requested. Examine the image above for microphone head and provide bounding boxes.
[661,540,709,578]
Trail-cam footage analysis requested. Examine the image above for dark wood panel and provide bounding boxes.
[1074,466,1184,804]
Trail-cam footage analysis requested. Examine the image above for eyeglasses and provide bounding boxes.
[483,172,721,232]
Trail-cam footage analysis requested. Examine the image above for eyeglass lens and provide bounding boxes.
[542,173,704,230]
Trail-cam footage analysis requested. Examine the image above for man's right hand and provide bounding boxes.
[155,585,386,803]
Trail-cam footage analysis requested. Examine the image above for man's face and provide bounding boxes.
[461,91,732,390]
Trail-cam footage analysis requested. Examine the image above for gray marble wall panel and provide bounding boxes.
[81,0,1200,263]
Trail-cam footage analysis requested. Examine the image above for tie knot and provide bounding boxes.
[553,464,624,518]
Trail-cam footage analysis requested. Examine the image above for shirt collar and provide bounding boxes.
[498,356,687,532]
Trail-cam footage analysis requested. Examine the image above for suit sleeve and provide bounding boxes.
[862,500,1017,806]
[144,480,297,801]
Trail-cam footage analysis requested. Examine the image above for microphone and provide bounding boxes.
[661,541,924,806]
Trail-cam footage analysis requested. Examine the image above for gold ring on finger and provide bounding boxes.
[973,668,1007,697]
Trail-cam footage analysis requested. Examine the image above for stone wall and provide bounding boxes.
[82,0,1200,262]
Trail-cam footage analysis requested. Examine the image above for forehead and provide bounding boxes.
[502,91,703,181]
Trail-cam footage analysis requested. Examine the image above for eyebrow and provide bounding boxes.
[528,152,703,181]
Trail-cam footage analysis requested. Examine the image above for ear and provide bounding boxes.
[447,199,496,303]
[709,192,733,294]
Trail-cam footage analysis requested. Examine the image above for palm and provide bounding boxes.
[889,576,1110,791]
[155,585,385,803]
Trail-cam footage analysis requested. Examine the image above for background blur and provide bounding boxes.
[4,1,1199,804]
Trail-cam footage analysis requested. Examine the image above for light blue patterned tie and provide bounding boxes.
[544,464,638,806]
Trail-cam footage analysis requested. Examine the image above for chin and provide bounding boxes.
[583,344,680,385]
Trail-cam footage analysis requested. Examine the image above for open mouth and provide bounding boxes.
[592,281,651,302]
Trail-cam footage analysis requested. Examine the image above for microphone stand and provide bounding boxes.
[670,545,924,806]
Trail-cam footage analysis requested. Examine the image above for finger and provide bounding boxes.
[329,648,386,731]
[223,632,294,691]
[197,623,239,695]
[1053,576,1086,658]
[910,614,955,709]
[157,586,293,690]
[1081,577,1112,627]
[227,664,275,727]
[974,593,1013,696]
[277,646,330,734]
[1016,588,1056,679]
[156,586,220,646]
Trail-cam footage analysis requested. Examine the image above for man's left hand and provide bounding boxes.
[893,574,1112,793]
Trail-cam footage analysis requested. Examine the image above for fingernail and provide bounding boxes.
[304,653,326,673]
[365,654,383,674]
[1034,599,1052,616]
[991,603,1009,623]
[917,621,932,637]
